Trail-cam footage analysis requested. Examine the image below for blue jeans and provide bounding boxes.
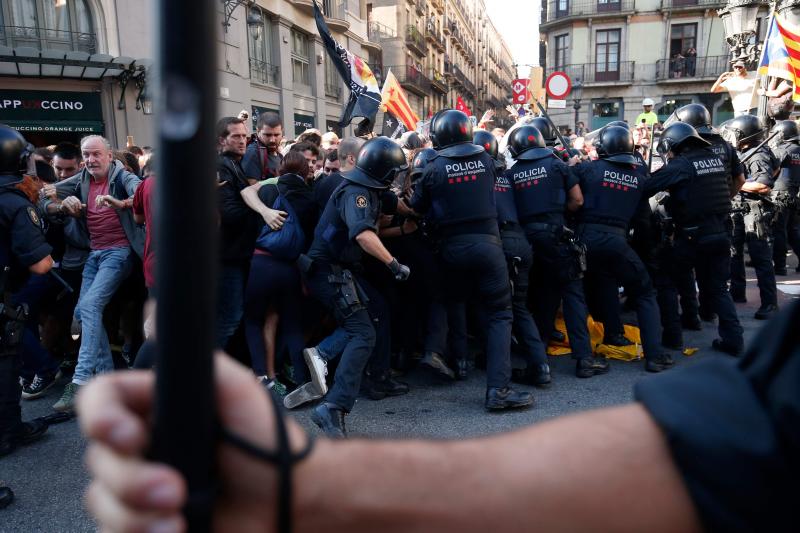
[216,265,246,349]
[72,247,133,385]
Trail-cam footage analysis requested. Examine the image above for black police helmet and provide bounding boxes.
[343,137,409,189]
[508,125,552,161]
[408,147,437,182]
[605,120,630,130]
[771,120,800,144]
[0,125,33,176]
[473,130,498,159]
[430,109,473,149]
[597,126,638,164]
[656,122,710,155]
[529,117,557,144]
[726,114,764,148]
[674,103,713,135]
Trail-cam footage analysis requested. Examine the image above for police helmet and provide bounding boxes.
[667,103,714,135]
[508,125,553,161]
[605,120,630,130]
[771,120,800,144]
[343,137,409,189]
[0,125,34,176]
[529,117,557,144]
[597,126,638,164]
[401,131,424,150]
[725,114,765,149]
[430,109,473,149]
[473,130,498,159]
[656,122,710,155]
[408,147,437,182]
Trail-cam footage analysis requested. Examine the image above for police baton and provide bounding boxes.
[535,101,578,157]
[739,129,781,164]
[150,0,218,530]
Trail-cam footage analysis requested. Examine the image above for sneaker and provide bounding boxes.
[257,376,288,401]
[21,373,58,400]
[645,354,675,373]
[52,382,81,413]
[303,347,328,396]
[284,381,324,409]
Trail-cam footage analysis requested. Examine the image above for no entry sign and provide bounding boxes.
[545,71,572,99]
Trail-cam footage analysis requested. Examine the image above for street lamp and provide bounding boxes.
[221,0,263,33]
[718,0,763,66]
[572,80,583,134]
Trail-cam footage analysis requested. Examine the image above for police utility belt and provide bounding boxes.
[733,193,774,241]
[296,255,368,319]
[527,222,588,281]
[770,189,799,210]
[0,299,27,356]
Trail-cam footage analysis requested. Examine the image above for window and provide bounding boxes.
[656,97,692,122]
[597,0,621,13]
[248,9,277,85]
[3,0,95,52]
[554,34,569,69]
[591,99,622,129]
[557,0,569,16]
[291,29,310,86]
[595,29,620,81]
[670,23,696,57]
[325,54,341,99]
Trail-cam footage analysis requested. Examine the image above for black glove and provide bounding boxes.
[387,258,411,281]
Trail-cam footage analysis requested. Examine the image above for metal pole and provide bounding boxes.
[535,100,576,155]
[150,0,218,530]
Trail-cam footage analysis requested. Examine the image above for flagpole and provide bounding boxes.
[755,11,775,122]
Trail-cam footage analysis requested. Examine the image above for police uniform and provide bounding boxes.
[0,170,51,455]
[731,145,778,312]
[654,143,744,354]
[770,141,800,274]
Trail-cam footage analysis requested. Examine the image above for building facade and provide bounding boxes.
[539,0,771,131]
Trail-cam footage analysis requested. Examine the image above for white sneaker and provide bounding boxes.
[303,347,328,396]
[283,381,324,409]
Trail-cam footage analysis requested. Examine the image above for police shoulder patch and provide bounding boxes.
[355,195,368,208]
[27,206,41,227]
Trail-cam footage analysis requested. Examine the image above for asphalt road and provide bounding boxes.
[2,266,798,532]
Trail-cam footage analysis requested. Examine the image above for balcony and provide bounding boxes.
[541,0,635,28]
[250,58,280,86]
[416,0,427,16]
[405,25,428,56]
[545,61,635,85]
[0,25,97,54]
[431,0,445,14]
[452,64,467,87]
[660,0,725,10]
[321,0,349,32]
[444,60,453,76]
[429,68,448,93]
[368,21,396,40]
[463,76,477,97]
[390,64,431,96]
[655,55,727,81]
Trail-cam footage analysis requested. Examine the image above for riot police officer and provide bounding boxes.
[299,137,411,438]
[411,109,533,410]
[474,129,550,386]
[654,123,745,355]
[769,120,800,275]
[508,125,603,378]
[574,126,684,372]
[727,114,779,319]
[0,125,54,506]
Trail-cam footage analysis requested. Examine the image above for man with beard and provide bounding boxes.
[242,112,284,182]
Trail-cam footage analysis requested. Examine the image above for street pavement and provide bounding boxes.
[2,265,798,532]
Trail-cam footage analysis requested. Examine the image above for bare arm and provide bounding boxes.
[740,181,771,195]
[355,229,393,264]
[28,255,53,275]
[710,73,730,93]
[566,184,584,212]
[240,182,287,230]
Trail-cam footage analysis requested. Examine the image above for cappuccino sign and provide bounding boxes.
[0,89,102,121]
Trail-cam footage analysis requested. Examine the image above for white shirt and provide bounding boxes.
[722,73,757,113]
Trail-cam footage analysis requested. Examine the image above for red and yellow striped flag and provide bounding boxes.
[380,69,419,131]
[774,12,800,102]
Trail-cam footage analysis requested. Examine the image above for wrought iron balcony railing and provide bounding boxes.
[405,25,427,56]
[660,0,725,9]
[655,55,727,80]
[0,25,97,54]
[389,64,431,96]
[545,61,636,84]
[541,0,635,24]
[250,58,280,86]
[368,21,396,40]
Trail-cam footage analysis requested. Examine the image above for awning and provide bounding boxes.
[0,46,149,80]
[2,119,104,134]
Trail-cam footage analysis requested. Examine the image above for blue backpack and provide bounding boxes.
[254,184,306,260]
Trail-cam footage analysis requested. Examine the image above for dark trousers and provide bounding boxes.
[439,236,512,389]
[244,254,306,381]
[525,227,593,360]
[0,347,21,435]
[773,207,800,270]
[501,228,547,366]
[11,273,64,381]
[581,229,663,359]
[731,214,777,306]
[305,265,389,411]
[672,233,744,348]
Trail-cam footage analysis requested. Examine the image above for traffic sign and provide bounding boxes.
[512,78,530,104]
[545,71,572,99]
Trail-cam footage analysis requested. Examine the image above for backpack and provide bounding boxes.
[254,184,306,260]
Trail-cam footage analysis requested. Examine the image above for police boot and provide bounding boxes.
[711,339,744,357]
[550,330,566,343]
[363,370,409,400]
[420,351,455,381]
[0,485,13,509]
[311,403,347,439]
[511,363,551,387]
[644,354,675,373]
[575,356,610,378]
[485,387,534,411]
[661,330,683,351]
[602,333,633,347]
[455,358,469,380]
[0,420,48,457]
[699,310,717,322]
[774,267,788,276]
[754,303,779,320]
[680,314,702,331]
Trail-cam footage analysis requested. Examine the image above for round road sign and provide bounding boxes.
[545,71,572,99]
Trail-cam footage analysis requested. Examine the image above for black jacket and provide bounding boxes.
[217,154,260,265]
[257,173,319,246]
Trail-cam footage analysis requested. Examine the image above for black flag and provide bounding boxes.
[313,1,381,131]
[381,111,406,139]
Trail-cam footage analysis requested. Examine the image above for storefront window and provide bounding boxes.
[657,97,692,123]
[714,97,734,126]
[591,99,621,129]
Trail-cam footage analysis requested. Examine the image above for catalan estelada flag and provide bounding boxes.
[380,69,419,131]
[773,12,800,102]
[758,14,794,82]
